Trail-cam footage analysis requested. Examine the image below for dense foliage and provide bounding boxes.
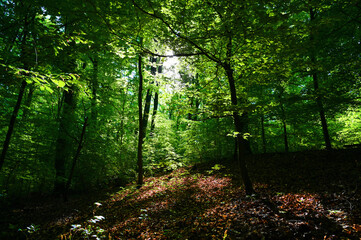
[1,0,361,237]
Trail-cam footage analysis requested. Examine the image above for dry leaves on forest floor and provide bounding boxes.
[3,158,361,240]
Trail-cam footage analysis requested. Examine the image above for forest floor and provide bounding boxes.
[1,149,361,239]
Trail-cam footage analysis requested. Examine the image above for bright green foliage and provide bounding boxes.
[336,108,361,146]
[0,0,361,198]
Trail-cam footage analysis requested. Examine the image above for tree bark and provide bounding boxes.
[137,54,144,187]
[282,119,289,153]
[142,89,152,139]
[64,117,88,202]
[150,92,158,133]
[313,72,332,150]
[261,115,266,153]
[224,63,254,195]
[194,74,200,121]
[233,137,238,163]
[21,83,35,120]
[0,80,27,171]
[54,87,76,194]
[0,10,33,171]
[149,56,160,133]
[89,56,98,123]
[310,8,332,151]
[280,105,289,153]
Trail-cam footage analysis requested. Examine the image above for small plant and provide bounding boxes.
[70,217,106,240]
[139,208,149,220]
[18,224,40,239]
[207,164,226,174]
[69,202,106,239]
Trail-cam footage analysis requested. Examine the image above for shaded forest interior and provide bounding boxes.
[1,0,361,239]
[1,150,361,239]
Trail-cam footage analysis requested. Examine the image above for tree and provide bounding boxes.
[1,0,361,200]
[137,53,145,186]
[0,1,36,171]
[133,0,261,194]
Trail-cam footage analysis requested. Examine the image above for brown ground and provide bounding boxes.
[1,149,361,239]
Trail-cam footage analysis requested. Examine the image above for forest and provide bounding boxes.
[1,0,361,239]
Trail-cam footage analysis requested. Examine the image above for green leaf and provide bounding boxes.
[52,79,66,88]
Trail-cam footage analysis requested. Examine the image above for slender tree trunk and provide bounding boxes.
[90,56,98,123]
[223,30,253,194]
[21,83,35,120]
[118,89,127,163]
[282,120,289,153]
[64,117,88,202]
[0,80,27,171]
[224,63,254,195]
[280,105,289,153]
[149,56,160,133]
[54,87,76,194]
[141,56,161,138]
[169,109,173,120]
[0,11,33,171]
[150,92,158,133]
[261,115,266,153]
[310,8,332,151]
[194,74,200,121]
[142,89,152,138]
[53,16,79,194]
[233,137,238,163]
[137,54,144,187]
[313,73,332,150]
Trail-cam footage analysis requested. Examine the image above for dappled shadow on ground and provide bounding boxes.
[0,187,115,239]
[2,149,361,239]
[61,158,360,239]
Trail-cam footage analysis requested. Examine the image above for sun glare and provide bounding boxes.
[163,51,180,79]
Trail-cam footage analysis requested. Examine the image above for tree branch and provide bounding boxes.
[87,0,204,58]
[142,48,203,57]
[132,0,221,64]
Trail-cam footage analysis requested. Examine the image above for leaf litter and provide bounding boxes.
[2,151,361,239]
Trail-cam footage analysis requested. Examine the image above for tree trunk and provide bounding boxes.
[64,117,88,202]
[194,74,200,121]
[169,109,173,120]
[280,105,289,153]
[313,72,332,150]
[21,83,35,120]
[118,88,127,160]
[142,89,152,139]
[224,63,254,195]
[0,80,27,171]
[0,10,33,171]
[150,91,158,133]
[233,137,238,163]
[141,56,160,138]
[54,87,76,194]
[261,115,266,153]
[137,54,144,187]
[89,56,98,123]
[149,56,160,133]
[310,8,332,151]
[282,120,289,153]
